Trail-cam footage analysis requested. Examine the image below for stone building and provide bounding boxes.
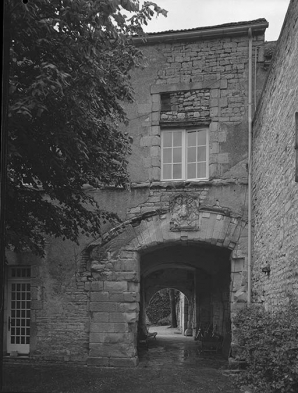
[252,0,298,309]
[4,18,273,366]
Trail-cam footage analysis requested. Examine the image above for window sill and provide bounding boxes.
[129,178,248,190]
[150,180,212,189]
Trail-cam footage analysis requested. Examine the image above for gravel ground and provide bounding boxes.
[3,362,239,393]
[2,327,239,393]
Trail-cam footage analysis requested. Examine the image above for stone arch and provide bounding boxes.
[146,285,191,311]
[145,286,191,335]
[142,264,196,336]
[88,206,246,255]
[82,207,247,367]
[143,263,195,304]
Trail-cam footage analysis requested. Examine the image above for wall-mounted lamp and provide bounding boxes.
[262,263,271,276]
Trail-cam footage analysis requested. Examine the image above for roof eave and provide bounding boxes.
[132,21,269,45]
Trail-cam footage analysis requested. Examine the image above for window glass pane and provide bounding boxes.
[163,148,172,164]
[173,132,182,147]
[163,164,172,179]
[163,132,172,147]
[173,148,182,163]
[187,163,196,179]
[197,130,206,145]
[187,132,196,147]
[197,146,206,162]
[197,162,206,178]
[173,164,182,179]
[162,129,207,181]
[187,147,196,162]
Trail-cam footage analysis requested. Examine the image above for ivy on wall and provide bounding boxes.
[233,300,298,393]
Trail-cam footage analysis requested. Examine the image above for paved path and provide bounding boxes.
[3,326,239,393]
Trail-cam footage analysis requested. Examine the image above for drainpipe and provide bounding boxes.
[254,46,258,111]
[247,28,253,305]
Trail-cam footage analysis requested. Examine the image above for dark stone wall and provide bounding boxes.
[252,0,298,309]
[4,23,272,364]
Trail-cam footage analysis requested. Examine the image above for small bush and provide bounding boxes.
[146,289,171,324]
[233,300,298,393]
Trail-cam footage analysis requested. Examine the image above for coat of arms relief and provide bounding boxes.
[170,194,200,231]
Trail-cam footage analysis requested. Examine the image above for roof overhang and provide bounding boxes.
[132,20,269,45]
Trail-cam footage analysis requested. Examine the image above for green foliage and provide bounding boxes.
[147,289,171,324]
[233,300,298,393]
[146,289,179,325]
[6,0,166,255]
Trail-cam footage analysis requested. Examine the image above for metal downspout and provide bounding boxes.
[247,28,253,304]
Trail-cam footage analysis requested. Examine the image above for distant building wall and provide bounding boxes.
[252,0,298,309]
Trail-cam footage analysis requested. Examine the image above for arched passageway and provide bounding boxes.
[84,207,248,367]
[139,244,231,344]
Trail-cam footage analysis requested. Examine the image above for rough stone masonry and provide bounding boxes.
[4,19,272,366]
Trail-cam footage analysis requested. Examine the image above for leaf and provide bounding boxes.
[6,0,166,256]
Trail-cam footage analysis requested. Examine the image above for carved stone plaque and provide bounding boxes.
[170,194,200,231]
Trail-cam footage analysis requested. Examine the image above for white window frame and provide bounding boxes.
[161,128,209,181]
[7,266,31,355]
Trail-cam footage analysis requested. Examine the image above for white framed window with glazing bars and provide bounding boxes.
[161,128,209,181]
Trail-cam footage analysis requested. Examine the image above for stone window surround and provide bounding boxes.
[148,78,228,182]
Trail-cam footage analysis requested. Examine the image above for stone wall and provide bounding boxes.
[4,20,271,365]
[5,240,90,363]
[252,0,298,309]
[160,89,210,124]
[127,28,267,183]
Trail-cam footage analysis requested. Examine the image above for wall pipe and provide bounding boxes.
[254,46,258,111]
[247,28,253,305]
